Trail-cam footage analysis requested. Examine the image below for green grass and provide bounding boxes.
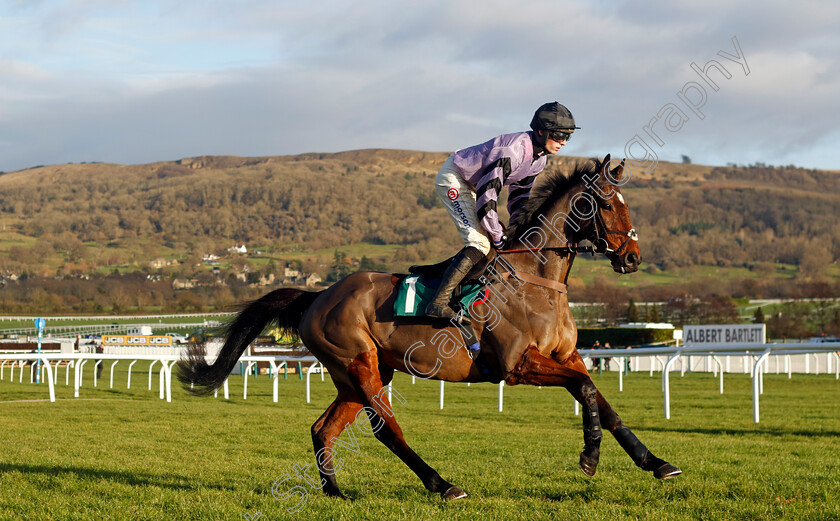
[1,365,838,520]
[0,315,230,331]
[570,257,816,289]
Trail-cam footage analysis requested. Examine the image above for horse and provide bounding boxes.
[177,154,681,501]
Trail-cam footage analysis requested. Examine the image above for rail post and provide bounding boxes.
[127,360,137,388]
[711,356,724,394]
[305,361,319,403]
[662,350,682,420]
[752,348,772,423]
[109,361,119,388]
[40,357,55,402]
[498,381,504,412]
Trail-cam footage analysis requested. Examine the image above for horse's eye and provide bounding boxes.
[602,202,613,211]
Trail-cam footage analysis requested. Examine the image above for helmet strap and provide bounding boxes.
[531,130,549,158]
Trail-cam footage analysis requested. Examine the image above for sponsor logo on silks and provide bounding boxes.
[447,188,459,201]
[452,200,472,229]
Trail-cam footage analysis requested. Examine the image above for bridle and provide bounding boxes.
[491,176,639,290]
[498,183,638,258]
[589,192,639,257]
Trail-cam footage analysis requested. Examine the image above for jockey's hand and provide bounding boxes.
[492,236,507,250]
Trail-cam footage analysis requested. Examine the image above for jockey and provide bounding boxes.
[425,102,579,324]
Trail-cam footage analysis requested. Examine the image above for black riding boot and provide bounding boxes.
[424,246,484,325]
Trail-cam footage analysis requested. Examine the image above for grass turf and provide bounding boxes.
[1,363,838,520]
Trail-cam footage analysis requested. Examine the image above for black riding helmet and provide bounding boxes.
[530,102,579,132]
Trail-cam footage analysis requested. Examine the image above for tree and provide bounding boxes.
[329,249,352,282]
[649,304,661,323]
[359,256,386,272]
[753,307,765,324]
[626,298,640,323]
[681,155,692,164]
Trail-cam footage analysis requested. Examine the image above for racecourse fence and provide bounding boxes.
[1,342,838,423]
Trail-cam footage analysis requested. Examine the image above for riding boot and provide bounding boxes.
[424,246,484,325]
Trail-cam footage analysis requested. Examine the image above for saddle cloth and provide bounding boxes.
[393,274,487,318]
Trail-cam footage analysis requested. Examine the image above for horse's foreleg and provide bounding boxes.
[510,347,680,479]
[506,347,603,476]
[575,379,602,477]
[592,390,682,479]
[311,388,364,498]
[347,351,467,500]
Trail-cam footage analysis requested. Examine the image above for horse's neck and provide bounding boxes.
[502,245,573,284]
[505,188,580,283]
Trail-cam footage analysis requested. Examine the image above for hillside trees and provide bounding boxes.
[0,155,838,319]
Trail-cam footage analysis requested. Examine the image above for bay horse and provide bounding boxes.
[177,154,681,501]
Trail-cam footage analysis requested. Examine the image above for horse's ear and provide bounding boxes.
[611,158,626,181]
[601,154,611,171]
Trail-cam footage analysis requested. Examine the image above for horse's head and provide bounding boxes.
[506,154,641,274]
[583,154,640,274]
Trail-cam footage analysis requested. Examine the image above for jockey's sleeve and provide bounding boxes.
[475,156,511,243]
[507,173,538,225]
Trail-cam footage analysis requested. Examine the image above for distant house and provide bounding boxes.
[228,245,247,254]
[284,267,300,278]
[258,273,276,286]
[305,274,322,287]
[172,278,196,289]
[149,258,169,269]
[202,254,220,264]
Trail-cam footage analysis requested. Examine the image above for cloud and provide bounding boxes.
[0,0,838,172]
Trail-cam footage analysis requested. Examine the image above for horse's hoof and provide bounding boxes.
[441,486,468,500]
[579,454,598,478]
[654,462,682,480]
[323,487,347,499]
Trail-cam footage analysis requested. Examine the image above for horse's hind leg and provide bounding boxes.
[346,351,467,500]
[311,386,364,498]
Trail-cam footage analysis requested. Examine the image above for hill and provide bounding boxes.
[1,150,839,319]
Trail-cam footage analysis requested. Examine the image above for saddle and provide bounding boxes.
[399,251,502,384]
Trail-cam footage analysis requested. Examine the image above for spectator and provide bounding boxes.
[591,340,601,372]
[603,342,612,371]
[624,345,632,374]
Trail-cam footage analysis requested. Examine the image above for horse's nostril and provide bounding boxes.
[627,252,638,265]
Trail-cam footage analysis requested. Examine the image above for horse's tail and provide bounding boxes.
[176,287,322,396]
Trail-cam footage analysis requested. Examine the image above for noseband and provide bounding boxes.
[590,196,638,257]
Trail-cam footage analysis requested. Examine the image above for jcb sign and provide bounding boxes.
[102,335,173,346]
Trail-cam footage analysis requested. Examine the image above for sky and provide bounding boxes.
[1,0,839,173]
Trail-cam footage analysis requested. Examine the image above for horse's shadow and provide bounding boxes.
[0,462,233,492]
[635,425,840,438]
[537,478,604,503]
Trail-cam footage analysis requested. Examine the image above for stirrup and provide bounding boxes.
[454,309,472,327]
[466,341,481,360]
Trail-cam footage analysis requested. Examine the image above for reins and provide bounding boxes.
[492,246,593,294]
[496,245,595,255]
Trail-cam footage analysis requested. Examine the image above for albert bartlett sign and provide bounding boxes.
[683,324,766,345]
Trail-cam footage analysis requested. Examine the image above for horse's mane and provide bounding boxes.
[507,158,599,241]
